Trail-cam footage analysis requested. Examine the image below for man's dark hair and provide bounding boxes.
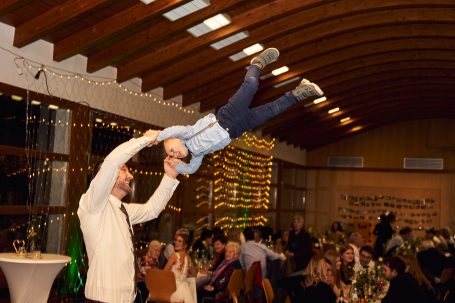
[200,228,213,240]
[399,226,412,235]
[360,245,375,256]
[243,227,255,241]
[91,160,104,181]
[383,256,406,275]
[212,226,224,238]
[212,233,227,245]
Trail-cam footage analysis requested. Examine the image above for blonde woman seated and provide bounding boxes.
[164,229,196,303]
[197,241,242,303]
[294,256,337,303]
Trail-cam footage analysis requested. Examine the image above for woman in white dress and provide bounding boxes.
[164,230,196,303]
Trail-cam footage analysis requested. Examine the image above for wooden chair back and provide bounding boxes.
[244,261,260,295]
[145,268,176,303]
[227,269,244,303]
[262,278,274,303]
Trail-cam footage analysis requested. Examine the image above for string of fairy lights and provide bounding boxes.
[195,145,274,230]
[6,96,276,152]
[14,57,198,114]
[236,132,275,150]
[214,215,269,230]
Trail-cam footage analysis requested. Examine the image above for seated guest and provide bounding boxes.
[192,228,213,257]
[198,241,242,303]
[293,256,336,303]
[402,253,437,303]
[240,227,284,278]
[418,239,455,285]
[348,231,364,265]
[164,228,191,260]
[333,245,355,298]
[211,233,227,270]
[273,229,289,254]
[227,228,245,245]
[354,245,375,273]
[381,256,428,303]
[199,233,227,280]
[385,226,412,256]
[164,230,196,303]
[136,240,166,303]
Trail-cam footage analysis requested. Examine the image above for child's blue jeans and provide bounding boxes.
[217,65,298,139]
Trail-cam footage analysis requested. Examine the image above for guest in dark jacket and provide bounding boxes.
[211,233,227,271]
[381,256,428,303]
[373,212,395,257]
[294,256,336,303]
[284,215,313,272]
[417,239,455,285]
[198,241,242,303]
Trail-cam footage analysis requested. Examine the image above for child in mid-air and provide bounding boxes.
[156,48,324,174]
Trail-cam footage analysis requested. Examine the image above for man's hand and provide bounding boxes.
[143,129,160,146]
[163,156,182,178]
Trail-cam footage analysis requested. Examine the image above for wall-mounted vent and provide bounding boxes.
[403,157,444,170]
[328,156,364,168]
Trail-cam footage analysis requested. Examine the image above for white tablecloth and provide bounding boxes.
[0,253,71,303]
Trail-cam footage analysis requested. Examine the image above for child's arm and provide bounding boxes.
[157,125,193,142]
[175,154,204,174]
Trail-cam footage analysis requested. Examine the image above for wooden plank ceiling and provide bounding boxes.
[1,0,455,150]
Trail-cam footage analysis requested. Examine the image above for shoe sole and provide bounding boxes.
[311,83,324,96]
[266,48,280,62]
[301,78,324,96]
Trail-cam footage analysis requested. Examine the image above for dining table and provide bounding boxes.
[0,252,71,303]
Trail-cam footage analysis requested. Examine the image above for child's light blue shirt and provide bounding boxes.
[157,113,231,174]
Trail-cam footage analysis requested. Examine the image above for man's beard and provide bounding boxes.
[117,175,133,194]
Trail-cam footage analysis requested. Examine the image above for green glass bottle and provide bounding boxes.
[338,289,345,303]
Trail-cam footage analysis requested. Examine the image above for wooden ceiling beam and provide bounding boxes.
[198,36,455,111]
[13,0,114,47]
[163,5,455,102]
[262,73,455,134]
[276,64,455,120]
[279,90,455,142]
[117,0,325,82]
[0,0,32,17]
[53,0,188,62]
[261,75,455,135]
[284,98,455,149]
[85,0,245,73]
[251,51,455,120]
[185,24,455,106]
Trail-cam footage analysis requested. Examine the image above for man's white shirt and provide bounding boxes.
[78,136,179,303]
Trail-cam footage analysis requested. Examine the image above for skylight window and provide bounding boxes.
[260,66,289,80]
[210,31,249,50]
[313,96,327,104]
[163,0,210,22]
[273,76,300,88]
[271,66,289,76]
[328,107,340,114]
[229,43,264,61]
[187,14,231,37]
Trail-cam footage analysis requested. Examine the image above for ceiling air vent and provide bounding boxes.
[403,158,444,170]
[327,156,364,168]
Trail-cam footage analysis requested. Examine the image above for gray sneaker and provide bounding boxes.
[250,48,280,69]
[292,79,324,101]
